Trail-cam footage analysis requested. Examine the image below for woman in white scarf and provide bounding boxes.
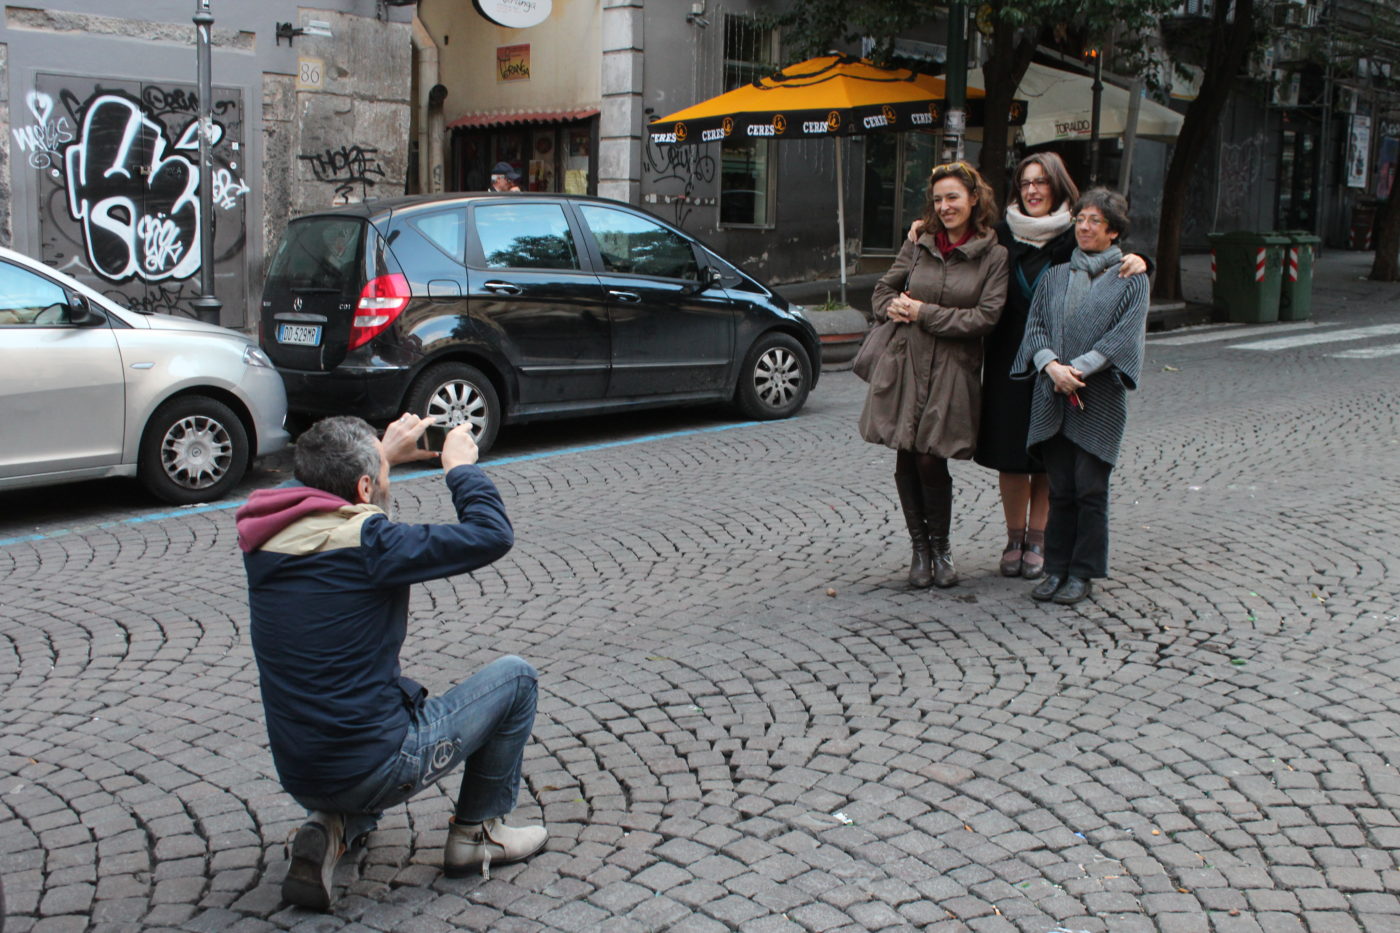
[915,153,1147,579]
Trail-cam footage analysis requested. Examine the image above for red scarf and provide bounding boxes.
[934,228,974,257]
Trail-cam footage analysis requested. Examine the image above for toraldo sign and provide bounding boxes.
[474,0,551,28]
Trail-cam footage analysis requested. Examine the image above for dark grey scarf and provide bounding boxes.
[1065,246,1122,314]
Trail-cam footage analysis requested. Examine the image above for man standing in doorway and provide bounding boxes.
[490,161,522,191]
[237,415,546,910]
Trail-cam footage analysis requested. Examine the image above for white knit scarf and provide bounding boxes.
[1005,201,1073,248]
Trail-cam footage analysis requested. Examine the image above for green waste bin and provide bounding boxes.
[1277,230,1320,321]
[1207,231,1290,324]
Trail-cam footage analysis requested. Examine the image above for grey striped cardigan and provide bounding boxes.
[1011,264,1149,466]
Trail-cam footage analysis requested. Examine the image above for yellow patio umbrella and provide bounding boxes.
[649,54,1025,300]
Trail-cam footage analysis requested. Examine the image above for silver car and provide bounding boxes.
[0,246,289,504]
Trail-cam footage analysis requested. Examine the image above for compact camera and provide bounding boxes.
[419,424,449,453]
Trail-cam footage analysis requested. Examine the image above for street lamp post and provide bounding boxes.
[190,0,223,325]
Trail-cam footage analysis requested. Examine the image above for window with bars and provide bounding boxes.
[720,15,777,227]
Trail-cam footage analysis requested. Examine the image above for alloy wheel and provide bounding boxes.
[753,346,802,410]
[426,380,489,440]
[159,414,235,491]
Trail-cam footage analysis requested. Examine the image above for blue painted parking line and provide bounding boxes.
[0,420,761,549]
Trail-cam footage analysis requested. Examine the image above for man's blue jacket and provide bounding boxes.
[236,465,513,796]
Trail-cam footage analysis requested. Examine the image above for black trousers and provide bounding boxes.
[1040,434,1113,579]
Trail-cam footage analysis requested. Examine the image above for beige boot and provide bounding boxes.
[443,817,547,879]
[282,811,345,911]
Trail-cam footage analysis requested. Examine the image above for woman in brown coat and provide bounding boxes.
[859,161,1009,588]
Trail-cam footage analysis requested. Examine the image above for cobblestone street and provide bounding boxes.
[3,257,1400,932]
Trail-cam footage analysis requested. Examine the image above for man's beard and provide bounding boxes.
[370,481,393,516]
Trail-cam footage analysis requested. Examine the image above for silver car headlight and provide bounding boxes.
[789,304,810,324]
[243,345,273,368]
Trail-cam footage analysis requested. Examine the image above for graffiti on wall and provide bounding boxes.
[642,137,716,229]
[106,282,196,316]
[1218,134,1265,224]
[64,94,203,282]
[12,91,74,170]
[298,144,386,205]
[31,76,249,324]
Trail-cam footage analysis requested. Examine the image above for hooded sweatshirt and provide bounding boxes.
[237,465,513,796]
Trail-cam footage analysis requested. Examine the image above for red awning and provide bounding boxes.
[448,107,599,130]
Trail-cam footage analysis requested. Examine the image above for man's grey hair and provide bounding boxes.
[1074,187,1131,240]
[294,416,381,502]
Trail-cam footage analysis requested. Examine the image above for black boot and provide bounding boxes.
[922,481,958,588]
[895,472,932,588]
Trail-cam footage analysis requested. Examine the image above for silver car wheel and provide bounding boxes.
[753,345,801,409]
[426,379,489,439]
[159,414,235,490]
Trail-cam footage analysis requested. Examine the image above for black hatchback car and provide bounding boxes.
[260,193,820,454]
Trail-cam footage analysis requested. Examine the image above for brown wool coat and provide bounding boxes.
[858,229,1009,458]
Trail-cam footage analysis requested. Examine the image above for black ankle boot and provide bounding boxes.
[922,481,958,588]
[894,472,932,588]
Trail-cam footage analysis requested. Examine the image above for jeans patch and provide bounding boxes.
[425,737,461,783]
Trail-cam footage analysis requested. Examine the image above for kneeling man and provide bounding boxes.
[237,414,545,910]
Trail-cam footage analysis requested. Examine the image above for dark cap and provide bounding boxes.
[492,161,521,181]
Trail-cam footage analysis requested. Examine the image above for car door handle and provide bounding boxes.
[482,281,522,295]
[608,289,641,303]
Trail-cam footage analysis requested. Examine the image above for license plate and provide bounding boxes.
[278,323,322,346]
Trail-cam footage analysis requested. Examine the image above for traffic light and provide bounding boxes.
[1083,47,1099,67]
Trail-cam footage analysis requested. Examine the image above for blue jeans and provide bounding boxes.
[292,655,538,843]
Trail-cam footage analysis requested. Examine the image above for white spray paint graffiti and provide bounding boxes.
[211,166,250,210]
[13,91,74,170]
[64,94,201,282]
[61,93,248,284]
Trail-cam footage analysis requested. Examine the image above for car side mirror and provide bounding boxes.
[703,267,724,290]
[67,292,99,326]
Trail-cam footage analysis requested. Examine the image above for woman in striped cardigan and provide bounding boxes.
[1011,188,1149,606]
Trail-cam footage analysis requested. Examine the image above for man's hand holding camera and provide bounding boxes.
[380,413,479,474]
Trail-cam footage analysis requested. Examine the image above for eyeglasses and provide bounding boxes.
[932,161,972,175]
[1019,177,1051,191]
[1072,214,1109,227]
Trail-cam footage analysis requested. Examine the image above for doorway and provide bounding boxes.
[1277,123,1319,231]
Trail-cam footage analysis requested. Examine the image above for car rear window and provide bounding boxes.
[473,203,580,270]
[266,218,365,293]
[412,210,468,263]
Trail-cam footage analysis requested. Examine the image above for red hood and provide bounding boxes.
[235,486,352,553]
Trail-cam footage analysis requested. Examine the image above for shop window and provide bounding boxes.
[565,127,592,194]
[530,129,557,191]
[861,132,937,254]
[455,120,596,195]
[720,16,777,227]
[473,203,580,270]
[578,206,699,280]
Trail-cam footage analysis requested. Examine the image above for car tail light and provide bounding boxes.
[349,274,411,350]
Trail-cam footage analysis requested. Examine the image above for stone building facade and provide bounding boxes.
[0,2,414,330]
